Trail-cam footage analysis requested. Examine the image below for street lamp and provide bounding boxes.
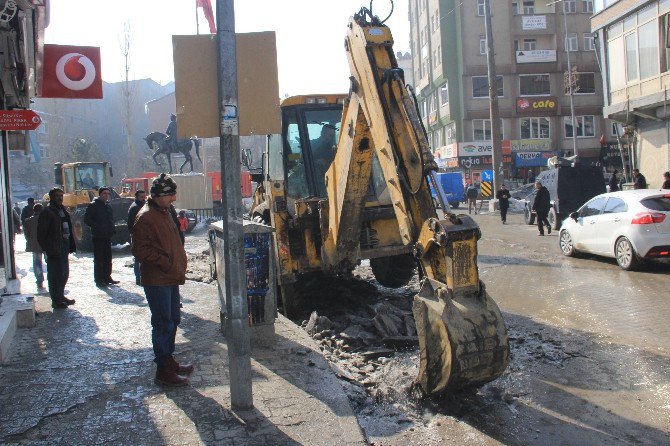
[548,0,578,157]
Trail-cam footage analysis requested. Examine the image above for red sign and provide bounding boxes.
[0,110,42,130]
[41,45,103,99]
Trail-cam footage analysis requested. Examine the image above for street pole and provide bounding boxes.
[484,0,503,192]
[216,0,253,410]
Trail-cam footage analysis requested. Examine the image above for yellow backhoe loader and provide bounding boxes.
[249,5,509,395]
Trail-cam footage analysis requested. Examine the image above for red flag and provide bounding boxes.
[196,0,216,34]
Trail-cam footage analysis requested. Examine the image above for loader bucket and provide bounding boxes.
[413,278,509,395]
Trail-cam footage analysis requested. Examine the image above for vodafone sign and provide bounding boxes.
[40,45,103,99]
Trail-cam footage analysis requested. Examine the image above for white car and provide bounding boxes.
[558,190,670,270]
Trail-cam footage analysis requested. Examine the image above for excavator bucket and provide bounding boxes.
[412,217,509,395]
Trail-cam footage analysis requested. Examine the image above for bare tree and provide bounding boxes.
[119,21,139,178]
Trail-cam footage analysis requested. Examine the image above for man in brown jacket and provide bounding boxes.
[132,174,193,387]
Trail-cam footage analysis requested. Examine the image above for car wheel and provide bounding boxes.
[524,207,535,225]
[615,237,641,271]
[451,201,460,209]
[559,230,575,257]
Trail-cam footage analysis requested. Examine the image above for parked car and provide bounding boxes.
[558,190,670,270]
[510,183,535,200]
[523,165,605,229]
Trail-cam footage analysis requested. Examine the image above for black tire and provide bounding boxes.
[450,201,460,209]
[615,237,641,271]
[71,209,93,251]
[524,206,536,225]
[559,230,576,257]
[370,254,416,288]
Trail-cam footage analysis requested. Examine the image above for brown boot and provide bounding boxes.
[168,356,194,375]
[155,365,189,387]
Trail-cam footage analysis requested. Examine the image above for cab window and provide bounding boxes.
[284,109,309,199]
[579,197,606,218]
[305,109,341,197]
[603,197,627,214]
[63,168,76,192]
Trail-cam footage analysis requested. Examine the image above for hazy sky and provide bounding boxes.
[46,0,410,96]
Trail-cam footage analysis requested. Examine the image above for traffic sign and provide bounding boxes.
[481,169,493,182]
[0,110,42,131]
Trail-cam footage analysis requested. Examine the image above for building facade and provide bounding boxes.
[409,0,613,185]
[592,0,670,188]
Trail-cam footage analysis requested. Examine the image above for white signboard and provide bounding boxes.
[458,141,493,157]
[516,50,557,64]
[522,15,546,30]
[442,143,457,159]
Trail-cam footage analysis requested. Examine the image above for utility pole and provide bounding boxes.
[216,0,253,410]
[484,0,503,192]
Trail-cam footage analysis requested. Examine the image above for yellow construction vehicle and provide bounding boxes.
[249,5,509,395]
[49,161,134,250]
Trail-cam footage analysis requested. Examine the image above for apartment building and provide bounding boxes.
[592,0,670,188]
[409,0,610,184]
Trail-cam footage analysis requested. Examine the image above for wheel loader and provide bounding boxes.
[249,5,509,395]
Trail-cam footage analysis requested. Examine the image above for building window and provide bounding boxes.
[573,72,596,94]
[519,74,550,96]
[40,145,50,159]
[440,83,449,106]
[583,33,595,51]
[563,0,576,13]
[520,117,550,139]
[429,92,438,113]
[523,1,535,14]
[565,115,595,138]
[523,39,537,50]
[582,0,593,13]
[472,75,504,98]
[625,33,638,81]
[480,36,487,55]
[566,33,578,51]
[477,0,485,16]
[512,2,519,15]
[610,122,624,137]
[473,119,503,141]
[637,20,659,80]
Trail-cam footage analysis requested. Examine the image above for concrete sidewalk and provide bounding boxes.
[0,242,366,445]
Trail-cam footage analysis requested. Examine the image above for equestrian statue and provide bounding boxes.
[144,114,202,174]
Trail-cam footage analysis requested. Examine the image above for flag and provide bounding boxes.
[196,0,216,34]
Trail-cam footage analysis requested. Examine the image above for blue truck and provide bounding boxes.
[429,172,465,209]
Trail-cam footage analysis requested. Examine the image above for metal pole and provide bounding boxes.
[216,0,253,410]
[484,0,503,192]
[562,2,578,157]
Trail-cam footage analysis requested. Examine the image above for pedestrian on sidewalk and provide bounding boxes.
[127,189,147,285]
[132,174,193,387]
[609,170,620,192]
[24,203,45,290]
[84,187,119,287]
[662,171,670,189]
[532,181,551,236]
[20,197,35,225]
[466,182,479,215]
[633,169,647,189]
[37,188,76,309]
[495,184,511,224]
[177,210,189,239]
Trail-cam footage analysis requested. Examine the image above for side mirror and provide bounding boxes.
[570,211,579,221]
[241,148,252,168]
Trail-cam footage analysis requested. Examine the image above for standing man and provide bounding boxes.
[21,197,35,225]
[662,172,670,189]
[632,169,647,189]
[37,188,76,309]
[127,189,147,285]
[532,181,551,236]
[132,174,192,387]
[495,184,511,224]
[84,187,118,287]
[609,170,620,192]
[466,182,479,215]
[24,203,45,290]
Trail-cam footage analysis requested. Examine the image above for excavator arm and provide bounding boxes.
[322,8,509,395]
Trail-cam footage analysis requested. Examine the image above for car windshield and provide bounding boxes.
[641,196,670,211]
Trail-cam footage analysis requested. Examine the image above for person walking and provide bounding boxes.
[609,170,620,192]
[177,210,189,239]
[20,197,35,225]
[84,187,118,287]
[495,184,511,224]
[466,182,479,215]
[532,181,551,236]
[633,169,647,189]
[127,189,147,285]
[37,188,76,309]
[24,203,45,290]
[662,171,670,189]
[132,174,192,387]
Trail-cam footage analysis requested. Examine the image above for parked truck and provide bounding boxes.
[429,172,465,209]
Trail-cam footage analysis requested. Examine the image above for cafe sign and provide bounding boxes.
[516,96,557,114]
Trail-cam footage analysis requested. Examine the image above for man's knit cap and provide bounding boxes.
[150,173,177,197]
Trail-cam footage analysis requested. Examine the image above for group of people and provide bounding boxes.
[19,173,194,387]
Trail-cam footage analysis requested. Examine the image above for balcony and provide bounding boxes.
[512,14,557,35]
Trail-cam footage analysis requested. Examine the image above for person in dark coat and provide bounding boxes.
[84,187,118,286]
[496,184,511,224]
[37,188,76,309]
[532,181,551,236]
[20,198,35,225]
[662,172,670,189]
[127,189,147,285]
[633,169,647,189]
[24,203,45,290]
[466,183,479,215]
[609,170,620,192]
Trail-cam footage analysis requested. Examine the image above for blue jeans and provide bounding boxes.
[32,252,44,285]
[144,285,181,367]
[46,244,69,303]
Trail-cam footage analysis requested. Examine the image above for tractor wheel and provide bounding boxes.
[370,254,416,288]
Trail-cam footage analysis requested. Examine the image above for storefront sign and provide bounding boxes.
[504,139,552,152]
[522,15,546,30]
[516,96,557,114]
[516,50,556,64]
[442,143,457,158]
[459,155,492,169]
[436,157,459,169]
[514,151,558,167]
[458,141,492,157]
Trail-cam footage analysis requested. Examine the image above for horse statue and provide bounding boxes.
[144,132,202,174]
